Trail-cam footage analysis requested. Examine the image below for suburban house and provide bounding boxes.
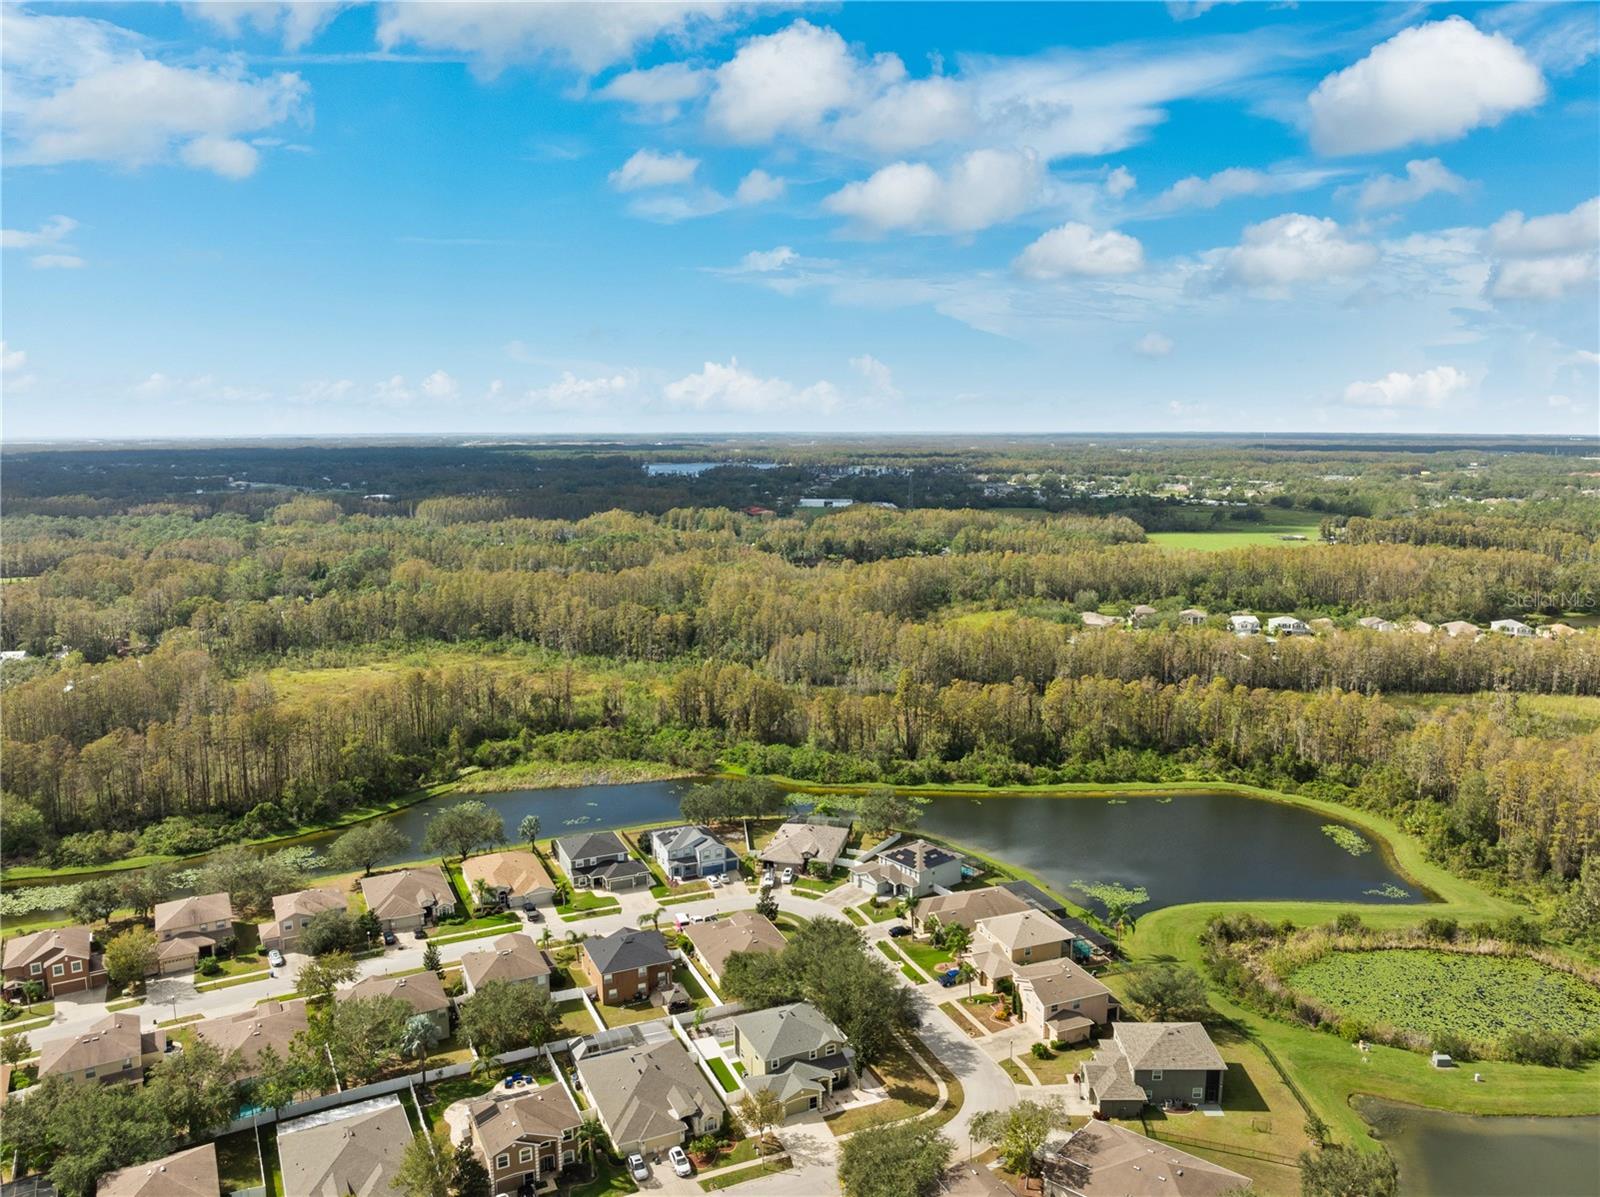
[916,886,1030,933]
[151,891,236,974]
[1407,619,1436,634]
[1037,1121,1250,1197]
[1128,604,1158,625]
[2,925,106,997]
[554,831,651,892]
[731,1002,854,1119]
[1357,616,1397,632]
[1491,618,1534,637]
[258,887,346,955]
[1080,611,1120,629]
[37,1012,165,1086]
[1540,622,1579,638]
[276,1094,413,1197]
[194,999,310,1076]
[96,1143,220,1197]
[969,909,1076,983]
[459,932,553,996]
[358,867,456,932]
[1441,620,1480,638]
[1227,613,1260,636]
[468,1082,582,1194]
[1014,959,1119,1043]
[648,825,739,882]
[993,882,1115,961]
[1266,615,1309,636]
[851,839,964,898]
[580,927,676,1004]
[461,850,556,909]
[574,1038,725,1156]
[1178,608,1207,626]
[758,821,850,875]
[1080,1022,1226,1116]
[343,971,452,1043]
[685,911,786,987]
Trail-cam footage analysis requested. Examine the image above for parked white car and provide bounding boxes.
[669,1146,694,1177]
[628,1154,650,1182]
[709,873,725,888]
[266,949,285,968]
[781,866,795,884]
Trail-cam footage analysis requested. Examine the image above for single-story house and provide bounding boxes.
[276,1094,413,1197]
[732,1002,854,1119]
[342,971,452,1043]
[850,839,963,898]
[1128,604,1158,625]
[468,1081,582,1194]
[1490,618,1534,637]
[96,1143,220,1197]
[553,831,652,891]
[194,998,309,1076]
[459,933,553,996]
[686,911,786,987]
[581,927,675,1004]
[1227,614,1260,636]
[258,886,346,955]
[1037,1120,1250,1197]
[648,825,739,882]
[1014,959,1119,1042]
[358,867,456,932]
[1080,1022,1226,1116]
[1540,622,1579,638]
[1178,608,1207,626]
[151,892,236,973]
[915,885,1032,932]
[758,821,850,874]
[1441,620,1480,638]
[1266,615,1309,636]
[1080,612,1120,629]
[2,925,106,997]
[1407,619,1436,634]
[1357,616,1396,633]
[37,1012,165,1086]
[461,850,556,909]
[574,1038,725,1156]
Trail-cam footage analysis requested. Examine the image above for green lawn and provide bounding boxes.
[595,999,666,1028]
[843,906,866,926]
[214,1128,265,1195]
[825,1036,940,1135]
[707,1056,739,1093]
[1145,515,1323,552]
[557,892,622,917]
[420,1069,504,1133]
[1020,1042,1095,1086]
[999,1057,1031,1085]
[698,1156,792,1191]
[899,939,958,978]
[564,1154,640,1197]
[556,998,599,1037]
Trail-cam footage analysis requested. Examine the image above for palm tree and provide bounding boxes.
[641,908,664,931]
[519,814,541,852]
[957,962,977,997]
[401,1014,437,1093]
[572,1117,611,1181]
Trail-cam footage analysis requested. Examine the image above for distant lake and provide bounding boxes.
[1358,1097,1600,1197]
[645,461,778,476]
[917,790,1421,914]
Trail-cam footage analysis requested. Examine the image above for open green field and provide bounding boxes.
[1145,514,1323,551]
[1288,949,1600,1041]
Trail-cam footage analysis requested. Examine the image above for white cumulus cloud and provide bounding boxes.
[738,247,798,273]
[734,169,785,205]
[419,370,459,400]
[1,214,78,250]
[521,372,638,412]
[850,353,900,399]
[1218,213,1377,287]
[664,358,841,414]
[824,149,1042,234]
[609,149,700,191]
[1308,17,1545,155]
[1343,365,1470,409]
[1014,223,1144,279]
[187,3,346,51]
[1104,166,1137,199]
[1345,158,1469,211]
[1485,196,1600,301]
[29,253,85,269]
[596,62,711,121]
[1151,165,1339,212]
[1134,332,1174,357]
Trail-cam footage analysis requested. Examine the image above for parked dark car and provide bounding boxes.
[938,969,961,987]
[414,927,428,940]
[524,908,542,924]
[382,930,397,946]
[888,924,913,938]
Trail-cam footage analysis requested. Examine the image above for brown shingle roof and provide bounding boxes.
[460,934,552,992]
[1040,1121,1250,1197]
[344,969,451,1015]
[685,911,786,979]
[470,1083,582,1159]
[154,892,234,936]
[758,823,849,868]
[1013,958,1112,1006]
[37,1012,159,1079]
[277,1095,413,1197]
[2,925,95,972]
[359,868,454,921]
[96,1143,220,1197]
[270,887,347,925]
[976,910,1075,955]
[194,999,309,1071]
[462,850,554,898]
[1113,1022,1225,1072]
[914,885,1032,930]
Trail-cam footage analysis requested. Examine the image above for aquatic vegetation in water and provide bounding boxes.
[1105,798,1127,805]
[1322,824,1371,856]
[1364,884,1410,899]
[1155,796,1174,804]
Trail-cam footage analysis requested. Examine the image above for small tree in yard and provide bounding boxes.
[755,891,779,922]
[838,1119,952,1197]
[103,925,158,990]
[971,1098,1070,1177]
[394,1125,455,1197]
[422,941,443,977]
[296,950,359,999]
[355,908,382,945]
[68,878,120,926]
[453,1141,490,1197]
[401,1013,437,1088]
[1,1032,32,1066]
[459,980,559,1056]
[736,1088,785,1157]
[572,1117,612,1180]
[941,922,971,958]
[1124,962,1211,1023]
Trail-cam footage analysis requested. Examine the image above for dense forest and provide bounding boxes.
[2,438,1597,917]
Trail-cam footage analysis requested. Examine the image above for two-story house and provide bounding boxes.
[648,825,739,883]
[468,1082,582,1194]
[732,1002,855,1119]
[194,999,310,1077]
[343,971,452,1043]
[850,839,964,898]
[1038,1122,1250,1197]
[914,885,1031,933]
[257,887,346,955]
[151,892,237,975]
[276,1094,411,1197]
[1013,959,1119,1043]
[574,1039,724,1156]
[96,1144,220,1197]
[37,1012,165,1086]
[581,927,675,1005]
[358,867,456,933]
[969,909,1076,984]
[2,925,106,997]
[1080,1022,1227,1116]
[459,933,553,996]
[553,831,652,892]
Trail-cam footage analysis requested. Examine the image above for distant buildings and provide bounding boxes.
[1227,614,1260,636]
[1080,612,1120,629]
[1490,618,1533,637]
[1441,620,1480,639]
[1357,616,1396,633]
[1266,615,1309,637]
[1178,608,1207,626]
[797,497,854,508]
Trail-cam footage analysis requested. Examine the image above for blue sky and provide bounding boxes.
[2,1,1596,437]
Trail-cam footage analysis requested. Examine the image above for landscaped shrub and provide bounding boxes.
[1030,1042,1053,1060]
[197,957,222,977]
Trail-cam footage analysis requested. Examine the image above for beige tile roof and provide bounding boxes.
[914,885,1032,930]
[195,999,309,1071]
[758,822,849,868]
[155,934,211,965]
[270,886,347,925]
[344,969,451,1015]
[153,892,234,936]
[470,1083,582,1159]
[462,850,554,898]
[359,868,454,921]
[1013,958,1112,1006]
[2,925,95,972]
[460,934,552,991]
[96,1143,220,1197]
[685,911,786,979]
[976,910,1075,955]
[1040,1121,1249,1197]
[277,1095,412,1197]
[1113,1022,1225,1073]
[575,1039,723,1149]
[37,1012,160,1078]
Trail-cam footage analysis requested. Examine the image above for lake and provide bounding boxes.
[917,790,1421,913]
[1358,1097,1600,1197]
[645,461,778,476]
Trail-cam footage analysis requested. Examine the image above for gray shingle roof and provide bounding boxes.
[1114,1022,1225,1072]
[732,1002,847,1063]
[555,830,629,861]
[277,1095,412,1197]
[575,1039,723,1148]
[584,927,673,975]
